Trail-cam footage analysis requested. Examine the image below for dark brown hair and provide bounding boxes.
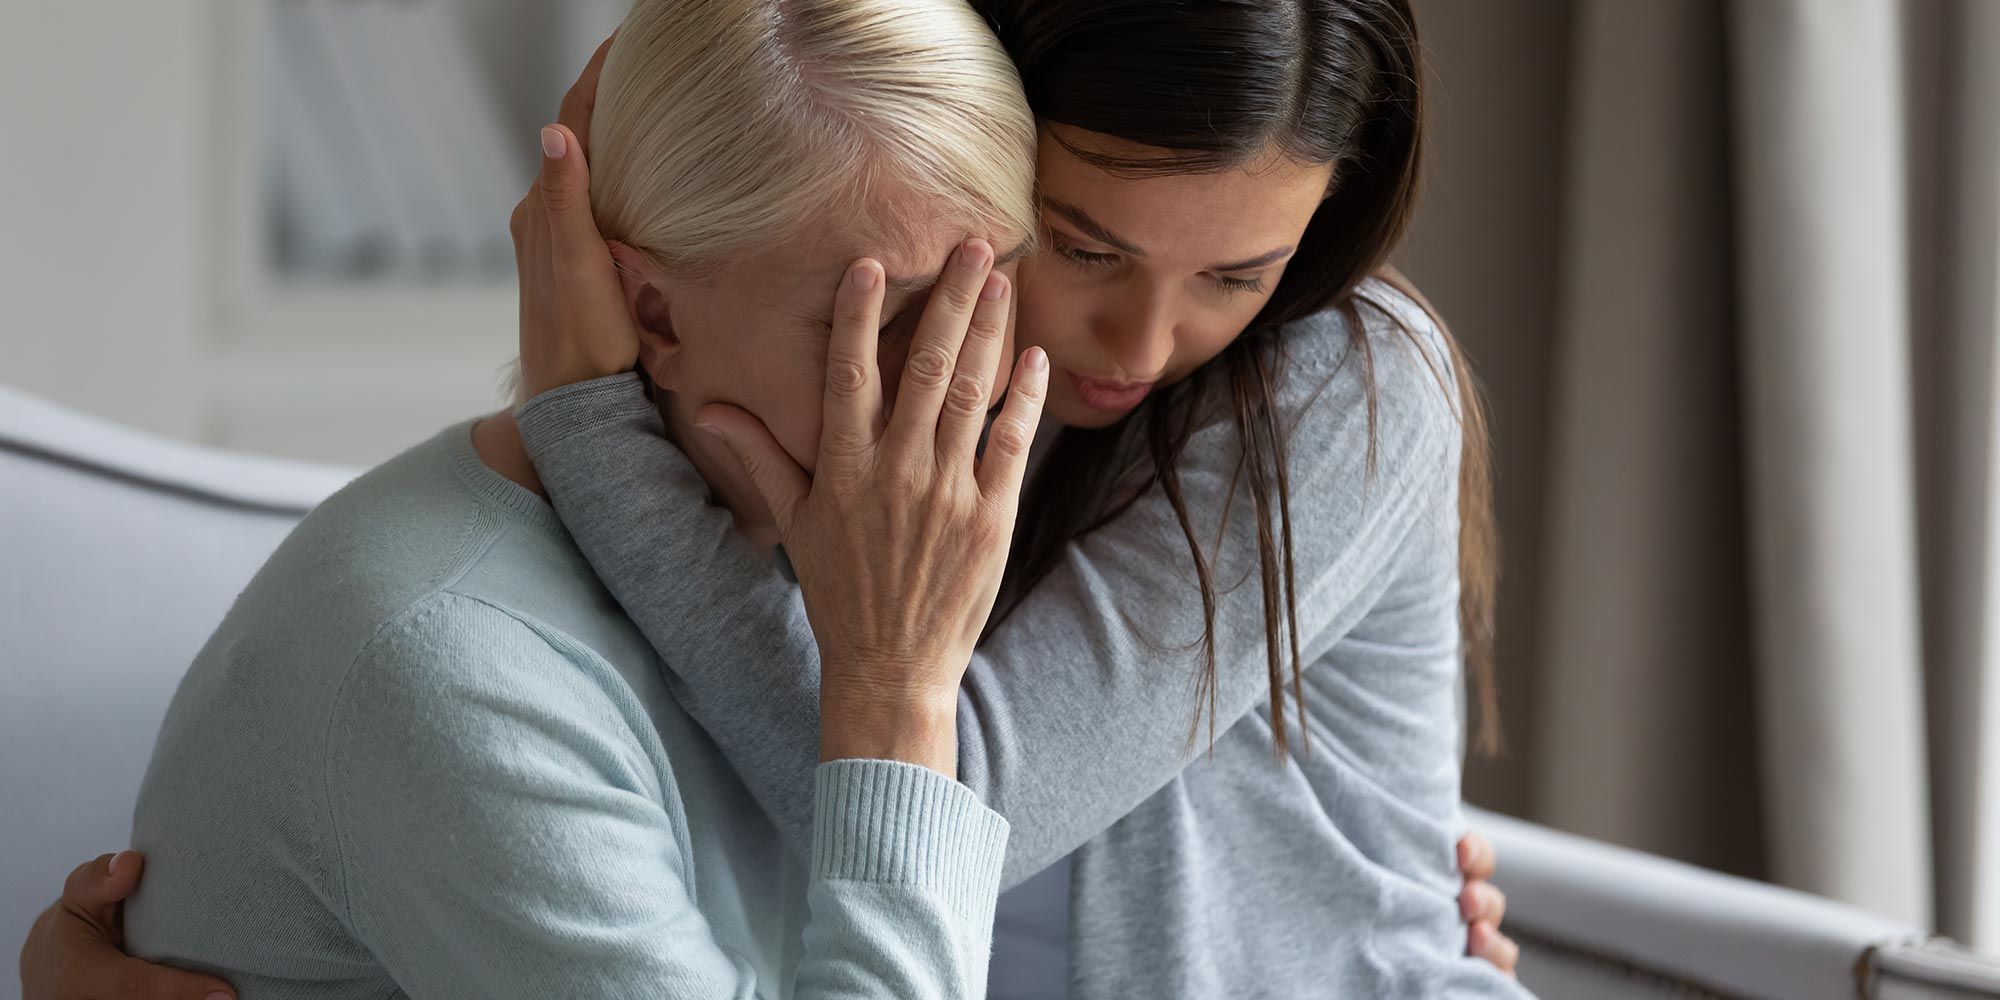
[979,0,1502,756]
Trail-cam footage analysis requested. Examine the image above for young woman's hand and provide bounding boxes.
[698,240,1047,777]
[1457,831,1519,976]
[510,34,640,400]
[18,852,234,1000]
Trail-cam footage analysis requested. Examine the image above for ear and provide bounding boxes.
[608,241,682,389]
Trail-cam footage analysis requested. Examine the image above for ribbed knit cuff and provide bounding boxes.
[513,372,660,463]
[813,760,1009,909]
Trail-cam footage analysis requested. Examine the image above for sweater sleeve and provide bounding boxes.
[326,593,1007,999]
[515,292,1463,886]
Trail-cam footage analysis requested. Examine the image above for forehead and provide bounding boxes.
[1036,125,1333,262]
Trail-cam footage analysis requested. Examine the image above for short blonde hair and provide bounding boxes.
[591,0,1039,272]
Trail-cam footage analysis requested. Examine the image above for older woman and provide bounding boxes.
[21,3,1045,997]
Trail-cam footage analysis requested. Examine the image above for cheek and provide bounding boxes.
[683,331,828,470]
[757,371,826,472]
[1012,259,1092,358]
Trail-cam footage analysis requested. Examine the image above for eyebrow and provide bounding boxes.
[882,238,1033,294]
[1043,196,1294,274]
[1043,198,1143,257]
[1208,245,1296,272]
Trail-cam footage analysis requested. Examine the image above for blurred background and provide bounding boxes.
[2,0,1995,958]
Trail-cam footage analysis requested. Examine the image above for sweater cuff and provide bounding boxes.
[812,760,1009,908]
[513,372,660,462]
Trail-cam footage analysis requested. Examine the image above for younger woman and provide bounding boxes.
[515,1,1527,997]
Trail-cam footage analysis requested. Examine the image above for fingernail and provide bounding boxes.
[849,260,879,291]
[108,852,126,877]
[980,271,1008,301]
[695,422,722,437]
[208,993,233,1000]
[1025,347,1047,372]
[958,239,992,272]
[540,126,567,160]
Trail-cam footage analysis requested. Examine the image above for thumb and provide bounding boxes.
[61,852,142,912]
[538,123,638,365]
[695,403,810,534]
[537,124,592,220]
[539,125,625,316]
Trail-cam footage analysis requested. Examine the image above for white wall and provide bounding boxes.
[0,2,211,441]
[0,2,537,468]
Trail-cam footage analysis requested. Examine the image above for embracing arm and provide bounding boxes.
[517,299,1460,885]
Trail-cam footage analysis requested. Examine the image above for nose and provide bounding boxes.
[1091,278,1176,380]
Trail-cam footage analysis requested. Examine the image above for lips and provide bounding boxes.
[1065,371,1157,414]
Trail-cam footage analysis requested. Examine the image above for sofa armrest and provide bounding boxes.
[1466,806,2000,999]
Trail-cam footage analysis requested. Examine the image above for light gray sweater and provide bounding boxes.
[515,281,1533,998]
[125,422,1010,998]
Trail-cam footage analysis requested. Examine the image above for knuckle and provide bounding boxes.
[935,279,978,313]
[944,373,988,414]
[969,510,1007,547]
[837,293,879,327]
[826,359,870,395]
[904,347,953,387]
[64,856,106,898]
[932,274,980,308]
[509,199,530,242]
[987,417,1031,457]
[821,426,870,460]
[1011,372,1046,405]
[886,458,927,497]
[540,173,579,213]
[968,305,1006,339]
[937,468,973,503]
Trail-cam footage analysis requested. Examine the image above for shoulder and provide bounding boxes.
[1274,277,1456,409]
[1260,276,1464,471]
[238,428,502,642]
[327,591,664,802]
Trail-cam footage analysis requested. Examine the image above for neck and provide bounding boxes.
[470,412,546,498]
[468,395,765,542]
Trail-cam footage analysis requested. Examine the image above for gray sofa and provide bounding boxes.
[4,383,1996,1000]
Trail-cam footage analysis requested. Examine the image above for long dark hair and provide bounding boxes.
[979,0,1502,756]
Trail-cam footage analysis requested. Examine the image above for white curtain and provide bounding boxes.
[1508,0,1999,945]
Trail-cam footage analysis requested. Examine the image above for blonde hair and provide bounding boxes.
[590,0,1039,272]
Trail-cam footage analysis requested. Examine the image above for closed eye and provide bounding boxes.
[1211,274,1268,296]
[1051,235,1120,270]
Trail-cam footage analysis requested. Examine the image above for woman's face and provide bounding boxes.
[629,182,1027,539]
[1014,125,1336,429]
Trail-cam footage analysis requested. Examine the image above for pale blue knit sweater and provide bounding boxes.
[123,421,1009,999]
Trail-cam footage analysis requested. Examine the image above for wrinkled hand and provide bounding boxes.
[19,852,233,1000]
[1457,832,1518,976]
[511,34,640,400]
[698,241,1047,776]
